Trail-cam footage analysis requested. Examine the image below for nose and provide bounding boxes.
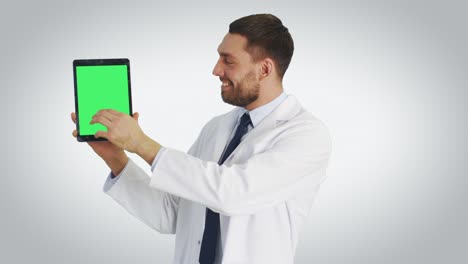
[212,58,223,77]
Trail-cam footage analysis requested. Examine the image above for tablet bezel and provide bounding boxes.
[73,58,133,142]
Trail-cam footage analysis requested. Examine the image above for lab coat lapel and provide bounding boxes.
[210,108,244,162]
[222,95,302,164]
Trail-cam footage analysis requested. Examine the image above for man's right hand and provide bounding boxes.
[71,112,129,176]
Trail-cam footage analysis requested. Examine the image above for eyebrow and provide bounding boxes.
[218,51,234,58]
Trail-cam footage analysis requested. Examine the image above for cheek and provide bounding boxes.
[225,64,257,84]
[224,69,239,83]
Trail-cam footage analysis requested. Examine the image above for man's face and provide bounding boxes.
[212,33,261,108]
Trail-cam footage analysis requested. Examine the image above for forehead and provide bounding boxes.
[217,33,250,59]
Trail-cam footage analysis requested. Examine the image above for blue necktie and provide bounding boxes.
[199,112,252,264]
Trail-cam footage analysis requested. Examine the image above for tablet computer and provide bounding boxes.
[73,58,132,142]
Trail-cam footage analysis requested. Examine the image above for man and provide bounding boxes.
[71,14,331,264]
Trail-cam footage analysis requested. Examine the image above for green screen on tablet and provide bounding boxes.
[73,59,132,142]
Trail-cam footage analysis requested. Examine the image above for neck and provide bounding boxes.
[245,83,283,111]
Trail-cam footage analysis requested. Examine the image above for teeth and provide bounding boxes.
[222,82,230,87]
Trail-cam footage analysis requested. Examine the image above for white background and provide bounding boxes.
[1,0,466,263]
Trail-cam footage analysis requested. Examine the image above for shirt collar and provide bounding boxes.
[238,92,288,128]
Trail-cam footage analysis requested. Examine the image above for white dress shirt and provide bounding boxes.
[103,93,331,263]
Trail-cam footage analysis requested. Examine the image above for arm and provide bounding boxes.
[71,111,178,233]
[102,118,208,233]
[89,110,331,216]
[105,158,180,234]
[149,121,332,216]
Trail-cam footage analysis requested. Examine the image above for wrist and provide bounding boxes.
[136,134,162,166]
[106,152,128,176]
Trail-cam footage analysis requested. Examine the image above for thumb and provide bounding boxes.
[95,130,109,140]
[133,112,140,122]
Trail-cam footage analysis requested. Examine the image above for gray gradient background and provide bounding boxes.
[1,0,466,263]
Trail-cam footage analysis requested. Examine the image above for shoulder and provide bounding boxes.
[281,95,329,131]
[279,101,332,152]
[296,107,328,131]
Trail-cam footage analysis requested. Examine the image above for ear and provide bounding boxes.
[259,58,274,80]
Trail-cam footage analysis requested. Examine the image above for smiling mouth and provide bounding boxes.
[221,79,232,89]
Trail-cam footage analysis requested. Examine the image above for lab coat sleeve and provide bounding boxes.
[104,121,209,233]
[104,158,180,234]
[149,120,332,216]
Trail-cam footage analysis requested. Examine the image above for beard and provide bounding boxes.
[221,71,260,107]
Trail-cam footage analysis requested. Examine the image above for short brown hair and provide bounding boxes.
[229,14,294,78]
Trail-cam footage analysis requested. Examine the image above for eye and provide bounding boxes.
[224,58,234,65]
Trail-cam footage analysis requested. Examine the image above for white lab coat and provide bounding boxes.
[105,95,332,264]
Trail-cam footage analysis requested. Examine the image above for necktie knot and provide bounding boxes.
[239,112,252,128]
[218,112,251,165]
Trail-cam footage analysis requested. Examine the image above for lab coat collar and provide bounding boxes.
[231,94,301,125]
[221,95,302,164]
[242,94,301,139]
[238,92,288,128]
